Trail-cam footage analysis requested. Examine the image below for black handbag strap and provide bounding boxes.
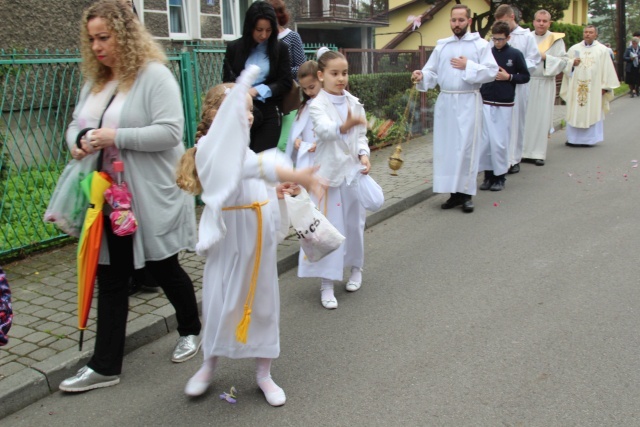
[75,91,117,171]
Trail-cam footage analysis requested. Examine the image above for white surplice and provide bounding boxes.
[560,40,620,145]
[522,31,568,160]
[284,104,316,169]
[416,32,498,195]
[195,66,290,359]
[498,26,541,165]
[303,89,368,280]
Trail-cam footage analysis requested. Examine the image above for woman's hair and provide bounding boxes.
[241,1,279,59]
[296,60,318,118]
[267,0,290,27]
[80,0,166,93]
[316,48,346,72]
[176,84,235,195]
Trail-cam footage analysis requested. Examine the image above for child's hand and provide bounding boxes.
[359,154,371,174]
[279,182,301,198]
[295,166,324,200]
[496,67,510,81]
[294,138,302,150]
[339,109,366,134]
[308,142,317,153]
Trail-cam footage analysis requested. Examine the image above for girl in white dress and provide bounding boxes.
[176,70,319,407]
[303,48,371,309]
[285,60,321,167]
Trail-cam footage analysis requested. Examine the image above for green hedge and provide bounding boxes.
[1,163,65,256]
[348,72,415,117]
[521,22,584,49]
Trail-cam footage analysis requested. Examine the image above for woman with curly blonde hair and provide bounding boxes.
[59,0,202,393]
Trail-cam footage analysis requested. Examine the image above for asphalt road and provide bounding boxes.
[6,97,640,427]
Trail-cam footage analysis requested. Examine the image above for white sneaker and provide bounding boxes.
[185,374,211,397]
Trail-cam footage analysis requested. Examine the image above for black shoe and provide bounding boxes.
[462,199,474,213]
[535,159,545,166]
[508,163,520,174]
[479,179,492,190]
[565,141,577,147]
[128,278,143,296]
[490,180,505,191]
[441,194,463,209]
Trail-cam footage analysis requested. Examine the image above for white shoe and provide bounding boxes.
[185,374,211,397]
[346,280,361,292]
[258,376,286,407]
[321,296,337,309]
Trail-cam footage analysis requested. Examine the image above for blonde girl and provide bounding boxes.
[284,60,322,167]
[301,48,370,310]
[177,75,319,407]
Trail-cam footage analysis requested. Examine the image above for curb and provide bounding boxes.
[1,181,435,419]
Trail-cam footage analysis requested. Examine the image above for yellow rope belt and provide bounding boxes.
[222,200,269,344]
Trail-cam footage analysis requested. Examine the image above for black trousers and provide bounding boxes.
[87,219,201,376]
[250,99,282,153]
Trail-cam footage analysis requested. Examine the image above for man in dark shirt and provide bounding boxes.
[478,21,530,191]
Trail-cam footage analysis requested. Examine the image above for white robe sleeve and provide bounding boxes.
[524,34,542,71]
[543,40,568,77]
[416,46,440,91]
[195,66,259,256]
[463,41,499,85]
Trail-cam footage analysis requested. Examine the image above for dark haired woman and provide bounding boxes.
[268,0,306,80]
[223,1,292,153]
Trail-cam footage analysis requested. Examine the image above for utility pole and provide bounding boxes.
[616,0,626,78]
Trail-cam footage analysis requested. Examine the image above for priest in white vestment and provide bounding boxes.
[412,4,498,213]
[494,4,541,173]
[522,10,568,165]
[560,25,620,146]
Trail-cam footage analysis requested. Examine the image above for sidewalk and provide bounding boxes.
[0,106,567,419]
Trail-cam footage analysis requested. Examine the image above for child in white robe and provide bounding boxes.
[302,48,371,310]
[285,60,321,168]
[176,68,319,407]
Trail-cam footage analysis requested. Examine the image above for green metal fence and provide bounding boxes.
[0,44,338,260]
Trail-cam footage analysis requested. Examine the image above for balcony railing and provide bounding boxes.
[298,0,388,25]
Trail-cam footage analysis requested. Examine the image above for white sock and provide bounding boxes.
[256,358,282,394]
[320,279,335,301]
[192,356,218,382]
[349,267,362,284]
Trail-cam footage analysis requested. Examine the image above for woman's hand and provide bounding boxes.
[359,154,371,174]
[294,138,302,150]
[89,128,117,150]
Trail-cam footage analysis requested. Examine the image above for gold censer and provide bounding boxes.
[388,144,404,176]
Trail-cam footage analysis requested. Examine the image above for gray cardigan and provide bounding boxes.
[66,62,196,268]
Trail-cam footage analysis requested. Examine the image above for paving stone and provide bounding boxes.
[22,331,52,344]
[38,336,58,347]
[146,297,170,308]
[54,270,75,280]
[59,303,77,313]
[43,276,66,286]
[30,296,53,306]
[6,325,30,339]
[29,348,58,362]
[50,325,77,337]
[0,362,27,377]
[9,342,39,356]
[0,353,18,365]
[130,304,156,315]
[56,291,76,301]
[49,338,76,352]
[15,304,40,315]
[34,286,62,297]
[43,299,67,310]
[47,312,73,323]
[32,308,57,319]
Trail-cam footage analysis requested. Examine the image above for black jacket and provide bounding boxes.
[481,44,530,104]
[623,46,640,73]
[223,38,292,105]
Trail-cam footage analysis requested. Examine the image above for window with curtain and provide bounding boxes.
[169,0,187,34]
[222,0,253,38]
